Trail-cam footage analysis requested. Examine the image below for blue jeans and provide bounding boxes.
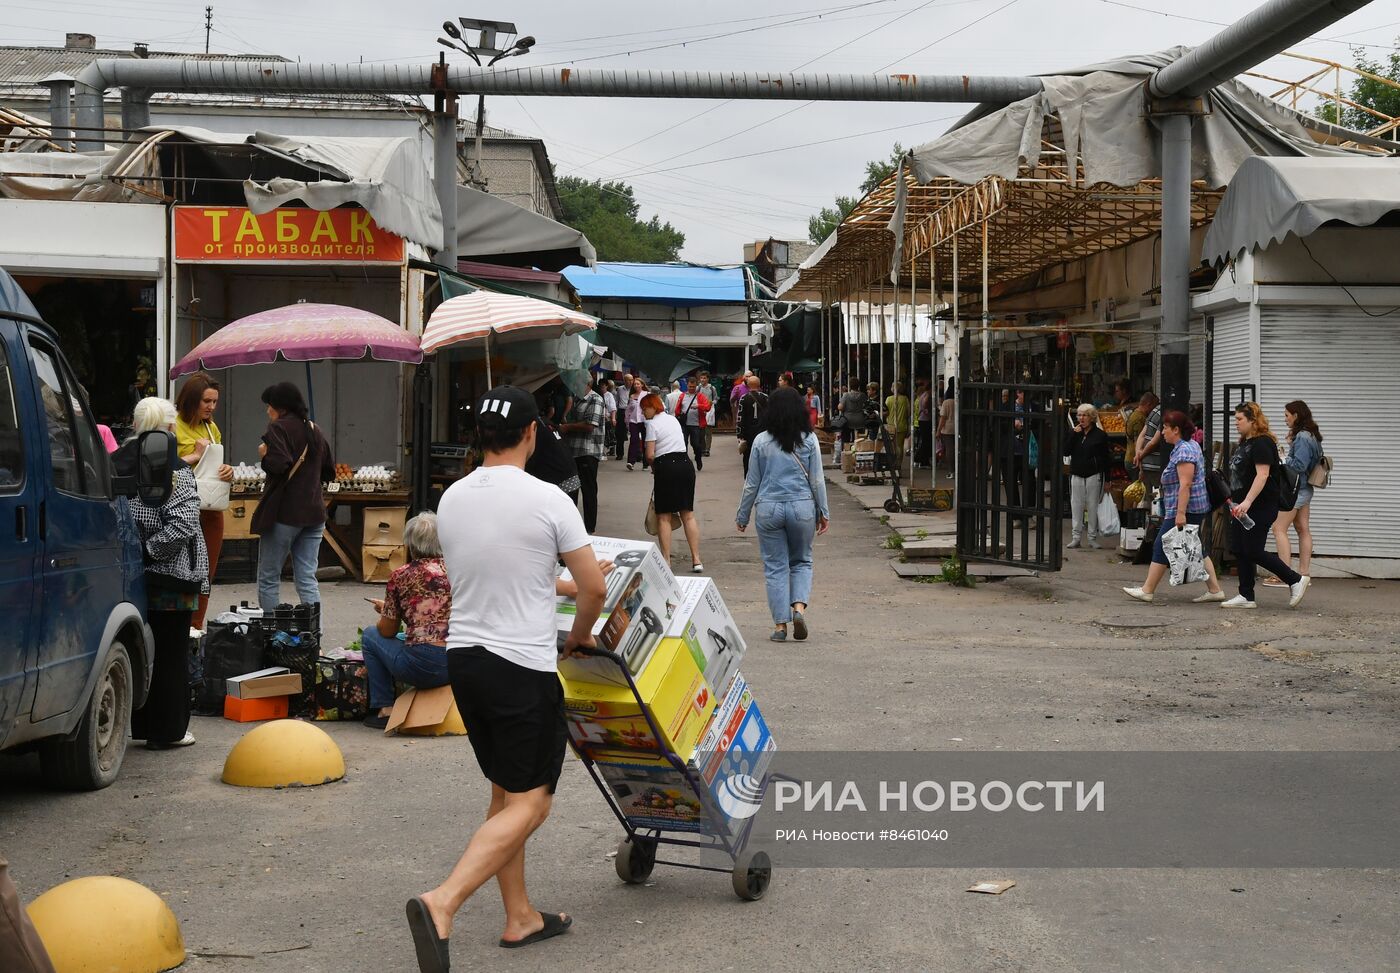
[755,500,816,624]
[257,522,324,612]
[360,628,450,710]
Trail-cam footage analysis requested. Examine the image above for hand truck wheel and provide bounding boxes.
[615,836,657,884]
[731,849,772,901]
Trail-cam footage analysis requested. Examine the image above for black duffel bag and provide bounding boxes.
[195,618,264,715]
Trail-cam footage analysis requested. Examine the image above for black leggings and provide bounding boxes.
[1229,502,1301,600]
[132,609,192,744]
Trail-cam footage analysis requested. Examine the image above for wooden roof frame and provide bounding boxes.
[799,119,1224,304]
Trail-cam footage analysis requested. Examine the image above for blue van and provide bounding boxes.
[0,268,163,789]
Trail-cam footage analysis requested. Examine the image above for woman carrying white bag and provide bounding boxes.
[1122,409,1227,604]
[175,372,234,632]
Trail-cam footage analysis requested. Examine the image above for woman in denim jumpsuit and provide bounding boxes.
[736,388,831,642]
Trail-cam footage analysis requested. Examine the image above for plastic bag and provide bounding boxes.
[1097,492,1121,536]
[196,619,263,714]
[1161,524,1209,586]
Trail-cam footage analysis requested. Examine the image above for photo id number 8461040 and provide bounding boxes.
[884,828,949,841]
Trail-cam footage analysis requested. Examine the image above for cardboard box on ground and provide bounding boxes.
[225,667,302,700]
[362,544,407,583]
[596,673,776,836]
[386,685,466,736]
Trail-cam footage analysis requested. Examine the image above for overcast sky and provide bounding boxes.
[6,0,1396,263]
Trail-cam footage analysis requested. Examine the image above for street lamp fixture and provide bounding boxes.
[433,16,538,190]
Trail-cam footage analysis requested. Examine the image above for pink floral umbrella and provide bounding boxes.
[170,302,422,378]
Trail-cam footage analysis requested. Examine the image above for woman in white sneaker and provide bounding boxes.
[1222,402,1307,609]
[1123,410,1225,604]
[1065,403,1110,549]
[1264,399,1324,590]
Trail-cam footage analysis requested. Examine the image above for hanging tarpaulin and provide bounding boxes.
[585,322,708,383]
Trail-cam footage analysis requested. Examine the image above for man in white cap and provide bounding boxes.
[407,386,605,972]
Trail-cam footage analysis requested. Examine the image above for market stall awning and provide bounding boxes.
[1203,156,1400,266]
[421,290,597,355]
[585,322,708,383]
[457,185,596,271]
[170,302,421,379]
[562,262,750,308]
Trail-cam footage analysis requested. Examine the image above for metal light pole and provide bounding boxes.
[439,18,536,191]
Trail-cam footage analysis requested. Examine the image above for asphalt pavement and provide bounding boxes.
[3,433,1398,972]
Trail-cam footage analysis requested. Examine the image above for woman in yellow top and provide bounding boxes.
[174,372,234,632]
[884,382,911,474]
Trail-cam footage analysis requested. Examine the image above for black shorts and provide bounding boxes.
[447,646,567,794]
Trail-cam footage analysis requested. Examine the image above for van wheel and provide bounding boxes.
[40,641,133,791]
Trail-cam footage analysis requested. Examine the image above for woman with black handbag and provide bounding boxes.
[115,398,209,749]
[1223,402,1306,610]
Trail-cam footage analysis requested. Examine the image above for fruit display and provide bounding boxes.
[1099,410,1126,435]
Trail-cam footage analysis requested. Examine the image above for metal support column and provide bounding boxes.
[432,56,461,269]
[1157,110,1193,411]
[980,219,990,377]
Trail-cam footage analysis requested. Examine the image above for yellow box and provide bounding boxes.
[561,638,718,764]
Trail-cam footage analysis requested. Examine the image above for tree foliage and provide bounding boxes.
[557,176,685,262]
[1314,42,1400,132]
[807,143,908,243]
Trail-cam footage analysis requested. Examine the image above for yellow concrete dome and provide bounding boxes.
[221,719,345,788]
[27,875,185,973]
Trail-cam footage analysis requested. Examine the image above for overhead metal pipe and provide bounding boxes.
[73,58,1044,149]
[1150,0,1375,96]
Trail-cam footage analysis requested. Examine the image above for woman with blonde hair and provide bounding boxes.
[1065,403,1111,548]
[1224,402,1306,610]
[115,397,208,748]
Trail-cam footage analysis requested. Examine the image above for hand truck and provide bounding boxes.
[569,645,788,901]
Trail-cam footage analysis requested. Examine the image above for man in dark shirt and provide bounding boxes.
[737,375,768,477]
[523,418,580,503]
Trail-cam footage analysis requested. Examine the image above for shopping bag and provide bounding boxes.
[1161,524,1209,586]
[1096,492,1121,536]
[313,658,369,721]
[196,618,263,714]
[192,442,230,511]
[644,497,659,536]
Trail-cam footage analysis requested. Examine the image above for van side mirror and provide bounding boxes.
[136,430,174,505]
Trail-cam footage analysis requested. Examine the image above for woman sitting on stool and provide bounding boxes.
[362,513,451,730]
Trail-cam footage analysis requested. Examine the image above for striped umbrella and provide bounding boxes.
[421,290,598,385]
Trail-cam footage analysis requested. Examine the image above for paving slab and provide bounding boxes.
[891,560,1037,579]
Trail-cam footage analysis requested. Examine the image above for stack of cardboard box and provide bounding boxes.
[362,505,408,583]
[223,667,302,722]
[556,537,777,836]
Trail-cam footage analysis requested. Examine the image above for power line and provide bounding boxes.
[874,0,1024,71]
[1094,0,1400,52]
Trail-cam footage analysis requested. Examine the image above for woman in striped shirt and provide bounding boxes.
[1123,409,1226,604]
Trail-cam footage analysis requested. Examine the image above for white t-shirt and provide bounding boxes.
[645,411,687,457]
[437,464,590,672]
[603,390,616,414]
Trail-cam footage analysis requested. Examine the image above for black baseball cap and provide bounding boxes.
[475,386,539,432]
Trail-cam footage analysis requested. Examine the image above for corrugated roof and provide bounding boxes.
[562,263,750,307]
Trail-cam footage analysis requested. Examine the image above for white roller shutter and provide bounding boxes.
[1209,305,1256,406]
[1259,305,1400,558]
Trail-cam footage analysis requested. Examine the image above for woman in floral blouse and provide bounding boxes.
[362,513,452,729]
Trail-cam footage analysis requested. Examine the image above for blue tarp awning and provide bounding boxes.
[561,262,749,308]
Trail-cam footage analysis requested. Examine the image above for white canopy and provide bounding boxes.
[1203,156,1400,266]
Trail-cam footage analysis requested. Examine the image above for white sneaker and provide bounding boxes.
[188,626,203,640]
[1122,586,1153,603]
[1066,536,1082,549]
[1288,576,1311,608]
[1221,595,1257,609]
[1192,589,1227,603]
[1086,537,1100,549]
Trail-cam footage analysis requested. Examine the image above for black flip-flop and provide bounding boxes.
[499,911,572,949]
[406,896,450,973]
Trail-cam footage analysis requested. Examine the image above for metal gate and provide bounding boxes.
[956,381,1066,571]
